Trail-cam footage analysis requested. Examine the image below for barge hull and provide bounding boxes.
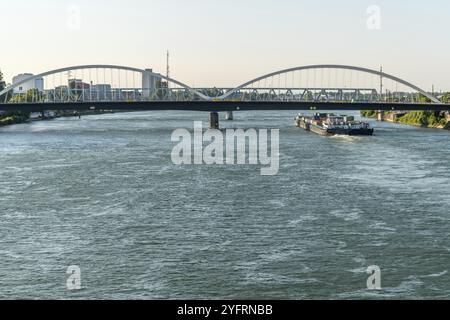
[296,118,374,136]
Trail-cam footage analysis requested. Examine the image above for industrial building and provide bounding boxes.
[12,73,44,94]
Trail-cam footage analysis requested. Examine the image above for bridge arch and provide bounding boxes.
[0,64,210,101]
[218,65,440,103]
[1,64,441,104]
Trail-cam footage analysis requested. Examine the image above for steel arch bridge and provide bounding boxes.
[0,65,211,103]
[216,65,440,103]
[0,64,447,112]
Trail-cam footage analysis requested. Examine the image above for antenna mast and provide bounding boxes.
[380,66,383,102]
[166,50,170,88]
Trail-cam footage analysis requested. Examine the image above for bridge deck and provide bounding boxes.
[0,101,449,112]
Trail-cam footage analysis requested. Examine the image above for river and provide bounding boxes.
[0,110,449,299]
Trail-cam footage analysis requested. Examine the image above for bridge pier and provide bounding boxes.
[377,110,385,121]
[225,111,234,121]
[209,112,220,129]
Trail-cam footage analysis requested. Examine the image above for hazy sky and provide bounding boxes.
[1,0,449,90]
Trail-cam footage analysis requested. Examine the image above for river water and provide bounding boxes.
[0,111,449,299]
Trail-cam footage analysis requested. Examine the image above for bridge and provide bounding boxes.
[1,64,448,127]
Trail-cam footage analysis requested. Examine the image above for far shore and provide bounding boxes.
[0,110,123,128]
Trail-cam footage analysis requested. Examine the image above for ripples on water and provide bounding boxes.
[0,111,449,299]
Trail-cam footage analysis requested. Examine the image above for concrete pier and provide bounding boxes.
[377,110,385,121]
[225,111,234,121]
[209,112,219,129]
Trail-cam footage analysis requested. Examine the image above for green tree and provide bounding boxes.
[361,110,377,118]
[398,110,447,127]
[442,92,450,103]
[152,80,169,100]
[156,80,168,89]
[9,88,43,103]
[0,69,5,91]
[418,93,432,103]
[0,69,10,102]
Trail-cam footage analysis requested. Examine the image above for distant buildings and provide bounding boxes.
[142,69,158,98]
[12,73,44,94]
[91,84,112,100]
[68,79,90,90]
[9,67,159,101]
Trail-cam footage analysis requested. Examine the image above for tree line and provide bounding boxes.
[0,69,6,92]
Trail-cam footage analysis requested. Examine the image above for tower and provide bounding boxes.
[142,69,156,98]
[166,50,170,88]
[379,66,383,102]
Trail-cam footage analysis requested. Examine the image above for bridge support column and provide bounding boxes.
[377,110,385,121]
[209,112,219,129]
[225,111,234,121]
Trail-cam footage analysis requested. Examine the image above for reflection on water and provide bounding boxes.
[0,111,449,299]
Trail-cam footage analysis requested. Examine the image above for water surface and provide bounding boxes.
[0,111,449,299]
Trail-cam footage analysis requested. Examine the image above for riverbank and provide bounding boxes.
[0,112,30,127]
[361,110,450,130]
[0,110,121,128]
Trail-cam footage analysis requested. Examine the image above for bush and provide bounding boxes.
[398,111,447,127]
[361,110,377,118]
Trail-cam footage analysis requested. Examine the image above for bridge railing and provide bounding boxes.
[4,87,208,104]
[217,88,424,103]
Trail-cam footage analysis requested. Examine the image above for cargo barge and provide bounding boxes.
[295,113,374,136]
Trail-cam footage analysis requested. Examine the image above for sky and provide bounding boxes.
[1,0,449,91]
